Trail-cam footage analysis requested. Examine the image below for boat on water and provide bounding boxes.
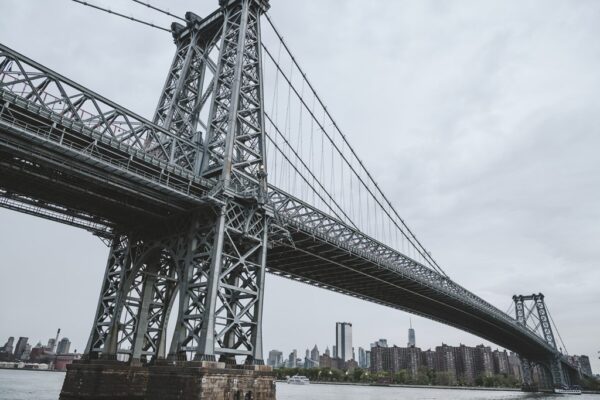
[287,375,310,385]
[554,385,582,395]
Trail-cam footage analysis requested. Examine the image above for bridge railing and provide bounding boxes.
[0,43,201,173]
[0,90,209,201]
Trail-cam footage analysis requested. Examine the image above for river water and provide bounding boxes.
[0,369,596,400]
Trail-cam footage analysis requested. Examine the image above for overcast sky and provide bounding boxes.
[0,0,598,373]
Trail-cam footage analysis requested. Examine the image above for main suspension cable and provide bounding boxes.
[547,304,569,355]
[263,13,448,278]
[70,0,172,32]
[130,0,186,22]
[262,42,447,276]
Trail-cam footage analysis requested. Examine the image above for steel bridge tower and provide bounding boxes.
[63,0,277,398]
[513,293,569,390]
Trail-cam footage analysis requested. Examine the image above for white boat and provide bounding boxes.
[554,385,582,395]
[287,375,310,385]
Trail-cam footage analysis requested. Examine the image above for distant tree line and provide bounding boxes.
[580,377,600,391]
[275,367,522,388]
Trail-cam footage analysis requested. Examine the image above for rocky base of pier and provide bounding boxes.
[59,359,276,400]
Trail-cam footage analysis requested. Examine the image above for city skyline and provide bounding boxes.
[1,0,599,375]
[265,322,595,383]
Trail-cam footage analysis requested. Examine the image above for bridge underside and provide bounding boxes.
[0,103,555,361]
[0,93,206,234]
[0,122,557,365]
[267,230,552,361]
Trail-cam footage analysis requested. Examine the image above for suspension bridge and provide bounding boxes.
[0,0,586,398]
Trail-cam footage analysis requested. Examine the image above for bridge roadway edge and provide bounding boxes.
[59,359,276,400]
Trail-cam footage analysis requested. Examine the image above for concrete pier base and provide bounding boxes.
[59,359,276,400]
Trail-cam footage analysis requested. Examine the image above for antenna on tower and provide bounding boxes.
[52,328,60,353]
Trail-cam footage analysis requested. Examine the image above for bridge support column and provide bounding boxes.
[519,357,537,392]
[61,211,275,400]
[549,355,567,388]
[62,0,275,397]
[59,359,275,400]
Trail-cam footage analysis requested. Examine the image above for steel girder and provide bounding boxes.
[0,49,213,231]
[0,44,200,172]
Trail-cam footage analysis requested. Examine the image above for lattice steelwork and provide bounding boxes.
[0,44,200,172]
[0,0,580,385]
[83,0,271,364]
[514,293,566,388]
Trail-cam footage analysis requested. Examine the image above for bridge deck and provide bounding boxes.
[0,42,561,365]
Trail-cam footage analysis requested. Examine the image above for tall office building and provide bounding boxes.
[267,350,283,367]
[13,337,28,359]
[57,337,71,355]
[568,355,594,376]
[1,337,14,353]
[578,355,593,376]
[324,346,331,357]
[20,344,32,361]
[310,345,319,363]
[408,319,416,348]
[335,322,353,361]
[358,347,367,368]
[287,349,297,368]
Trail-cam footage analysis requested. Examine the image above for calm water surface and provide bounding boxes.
[0,369,597,400]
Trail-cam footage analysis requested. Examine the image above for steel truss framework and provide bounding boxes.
[514,294,567,388]
[0,0,579,382]
[83,0,271,364]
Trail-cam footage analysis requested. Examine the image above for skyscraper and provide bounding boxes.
[288,350,297,368]
[408,319,416,348]
[13,337,28,359]
[578,355,593,376]
[1,337,14,353]
[267,350,283,367]
[335,322,353,361]
[324,347,331,357]
[310,345,319,364]
[57,337,71,355]
[358,347,367,368]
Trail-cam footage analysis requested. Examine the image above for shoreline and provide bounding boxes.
[0,366,65,373]
[278,380,521,392]
[278,381,600,395]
